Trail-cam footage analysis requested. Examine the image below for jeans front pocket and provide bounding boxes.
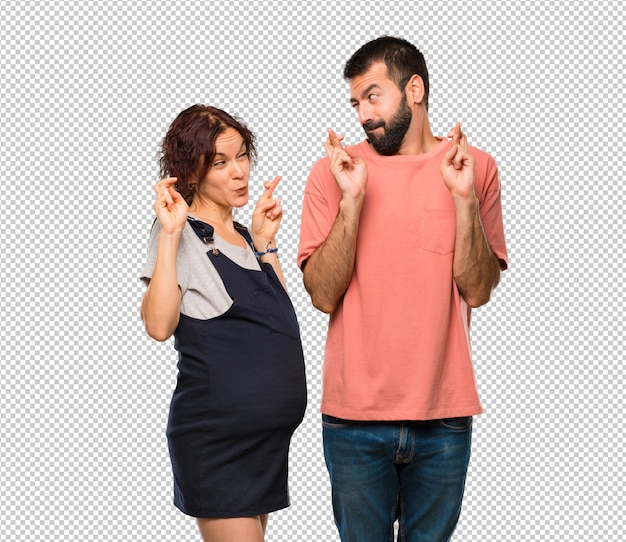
[439,416,473,431]
[322,414,354,429]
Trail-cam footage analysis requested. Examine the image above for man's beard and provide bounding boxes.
[363,95,412,156]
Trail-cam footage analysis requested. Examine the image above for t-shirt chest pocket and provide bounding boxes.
[420,210,456,255]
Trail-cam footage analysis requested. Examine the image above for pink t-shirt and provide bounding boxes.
[298,138,508,421]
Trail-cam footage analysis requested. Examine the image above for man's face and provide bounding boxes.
[349,62,413,156]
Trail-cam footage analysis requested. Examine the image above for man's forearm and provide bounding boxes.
[303,199,362,314]
[452,196,501,307]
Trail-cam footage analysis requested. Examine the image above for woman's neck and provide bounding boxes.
[189,198,234,230]
[189,198,247,248]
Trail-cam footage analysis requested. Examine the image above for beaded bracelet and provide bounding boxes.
[255,242,278,257]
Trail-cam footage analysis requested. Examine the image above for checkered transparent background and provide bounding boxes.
[1,0,623,540]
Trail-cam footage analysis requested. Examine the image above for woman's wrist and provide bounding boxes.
[157,229,183,250]
[255,239,278,257]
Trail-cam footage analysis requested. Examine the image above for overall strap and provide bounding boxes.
[187,217,256,253]
[234,221,256,252]
[187,217,214,243]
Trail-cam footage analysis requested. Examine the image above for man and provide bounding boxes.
[297,36,508,541]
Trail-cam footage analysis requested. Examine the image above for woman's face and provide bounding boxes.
[197,127,250,209]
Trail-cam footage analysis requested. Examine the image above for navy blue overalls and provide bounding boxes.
[165,217,307,518]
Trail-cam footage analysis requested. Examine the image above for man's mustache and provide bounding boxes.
[363,120,385,132]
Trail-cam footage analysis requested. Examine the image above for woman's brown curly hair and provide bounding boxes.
[159,105,257,205]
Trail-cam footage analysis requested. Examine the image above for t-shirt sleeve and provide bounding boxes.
[297,158,340,269]
[477,154,509,271]
[139,220,189,292]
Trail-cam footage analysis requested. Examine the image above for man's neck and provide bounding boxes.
[395,117,439,156]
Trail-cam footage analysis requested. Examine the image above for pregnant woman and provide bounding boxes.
[140,105,307,541]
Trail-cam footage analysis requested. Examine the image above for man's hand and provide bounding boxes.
[440,122,476,200]
[325,128,368,202]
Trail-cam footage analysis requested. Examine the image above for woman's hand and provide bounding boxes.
[153,177,189,234]
[251,175,282,245]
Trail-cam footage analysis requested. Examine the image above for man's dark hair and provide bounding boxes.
[343,36,430,110]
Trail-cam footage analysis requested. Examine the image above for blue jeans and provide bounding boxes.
[322,415,473,542]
